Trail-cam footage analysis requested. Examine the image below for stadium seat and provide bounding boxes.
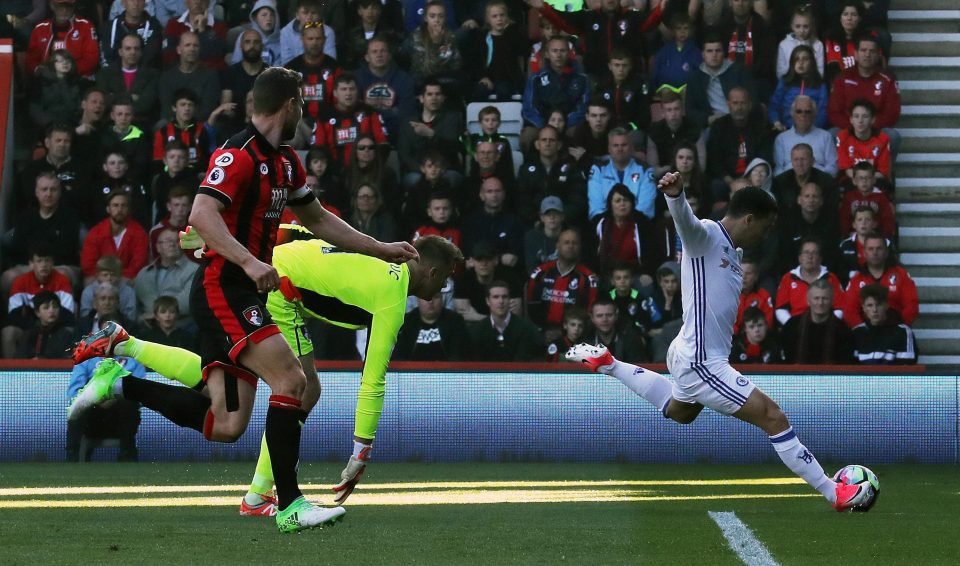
[78,435,121,463]
[466,102,522,154]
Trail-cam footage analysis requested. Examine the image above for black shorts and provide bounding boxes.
[190,259,280,387]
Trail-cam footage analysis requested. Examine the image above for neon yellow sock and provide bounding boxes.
[248,433,274,496]
[119,336,202,388]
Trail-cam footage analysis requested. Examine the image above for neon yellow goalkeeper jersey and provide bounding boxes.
[268,227,410,440]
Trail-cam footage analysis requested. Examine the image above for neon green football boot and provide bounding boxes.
[276,496,346,533]
[67,358,129,421]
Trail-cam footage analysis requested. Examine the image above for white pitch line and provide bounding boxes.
[709,511,780,566]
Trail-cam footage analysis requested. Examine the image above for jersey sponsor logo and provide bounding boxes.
[214,153,234,167]
[206,167,226,185]
[541,288,572,303]
[266,188,285,219]
[335,126,358,145]
[302,84,323,101]
[243,306,264,326]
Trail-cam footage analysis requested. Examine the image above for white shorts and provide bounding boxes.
[666,343,756,415]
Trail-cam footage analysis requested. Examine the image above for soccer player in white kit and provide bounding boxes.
[567,171,860,511]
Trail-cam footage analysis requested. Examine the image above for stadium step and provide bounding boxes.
[899,81,960,105]
[886,3,960,369]
[895,178,960,203]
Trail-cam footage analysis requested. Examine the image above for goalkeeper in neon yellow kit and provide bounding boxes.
[70,225,463,515]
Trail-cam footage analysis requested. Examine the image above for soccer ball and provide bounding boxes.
[833,465,880,512]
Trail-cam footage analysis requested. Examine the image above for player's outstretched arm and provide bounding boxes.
[190,194,281,293]
[293,199,419,264]
[658,171,711,254]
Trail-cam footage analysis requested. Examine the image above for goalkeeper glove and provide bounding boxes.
[332,446,371,504]
[179,226,206,259]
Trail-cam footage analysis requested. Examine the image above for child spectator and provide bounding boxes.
[412,193,463,250]
[851,284,917,364]
[461,106,515,184]
[95,151,151,227]
[650,12,702,95]
[139,296,195,349]
[838,206,892,283]
[730,307,785,364]
[546,307,588,363]
[229,0,282,66]
[149,185,193,260]
[769,45,829,131]
[399,0,464,98]
[596,49,652,137]
[836,99,891,188]
[403,151,456,229]
[3,244,76,358]
[642,264,682,335]
[305,147,345,213]
[98,96,150,179]
[149,140,197,224]
[608,264,653,335]
[80,255,138,323]
[17,291,74,360]
[463,1,527,101]
[29,49,90,132]
[840,162,896,238]
[310,73,389,173]
[152,88,217,173]
[735,260,774,335]
[776,6,825,79]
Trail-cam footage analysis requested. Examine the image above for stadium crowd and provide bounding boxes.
[2,0,918,375]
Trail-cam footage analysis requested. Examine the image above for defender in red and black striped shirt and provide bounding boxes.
[97,68,417,532]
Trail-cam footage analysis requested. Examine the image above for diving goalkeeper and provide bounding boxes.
[70,225,463,514]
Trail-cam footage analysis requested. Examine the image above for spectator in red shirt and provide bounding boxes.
[411,193,462,249]
[26,0,100,78]
[310,73,388,173]
[775,237,845,326]
[828,35,900,153]
[285,22,341,124]
[836,98,891,190]
[840,161,896,238]
[735,260,774,335]
[80,191,149,284]
[844,234,919,328]
[594,183,649,278]
[3,243,76,358]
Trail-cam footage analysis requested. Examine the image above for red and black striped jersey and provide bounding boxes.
[153,121,217,168]
[310,104,388,169]
[285,54,342,123]
[198,125,316,265]
[526,260,599,328]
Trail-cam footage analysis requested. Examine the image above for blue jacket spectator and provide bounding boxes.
[651,39,703,94]
[522,38,590,129]
[587,129,657,221]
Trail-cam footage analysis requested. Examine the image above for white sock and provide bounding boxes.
[605,361,674,414]
[770,427,836,503]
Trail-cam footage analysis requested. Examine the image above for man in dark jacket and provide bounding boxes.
[394,294,469,361]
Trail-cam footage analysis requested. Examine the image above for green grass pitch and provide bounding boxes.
[1,463,957,565]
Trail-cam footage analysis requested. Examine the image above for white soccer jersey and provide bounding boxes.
[666,194,743,362]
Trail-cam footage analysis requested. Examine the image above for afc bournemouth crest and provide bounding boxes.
[243,306,264,326]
